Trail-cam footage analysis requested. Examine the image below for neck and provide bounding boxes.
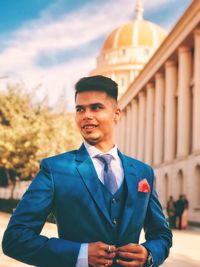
[85,140,115,152]
[95,143,115,152]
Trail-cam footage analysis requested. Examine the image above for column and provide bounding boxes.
[193,29,200,152]
[116,118,122,149]
[177,46,192,157]
[125,104,132,155]
[137,91,146,161]
[114,121,119,144]
[120,111,126,152]
[164,60,177,162]
[130,70,135,83]
[145,83,155,165]
[113,124,116,144]
[130,98,138,158]
[153,73,165,165]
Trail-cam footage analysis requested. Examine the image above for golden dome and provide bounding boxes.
[102,21,166,51]
[91,1,168,99]
[101,2,167,52]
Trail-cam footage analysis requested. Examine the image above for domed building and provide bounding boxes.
[114,0,200,226]
[90,1,167,98]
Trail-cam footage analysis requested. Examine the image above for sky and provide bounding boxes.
[0,0,192,110]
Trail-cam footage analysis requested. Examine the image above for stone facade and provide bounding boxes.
[115,1,200,224]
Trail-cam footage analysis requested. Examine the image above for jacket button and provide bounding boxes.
[113,218,117,225]
[112,198,116,204]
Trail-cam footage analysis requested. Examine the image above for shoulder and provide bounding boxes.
[123,153,153,171]
[128,155,151,168]
[41,149,78,167]
[121,152,154,179]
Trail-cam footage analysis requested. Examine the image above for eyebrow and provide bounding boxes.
[75,103,104,108]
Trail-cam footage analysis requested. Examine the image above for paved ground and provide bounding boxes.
[0,212,200,267]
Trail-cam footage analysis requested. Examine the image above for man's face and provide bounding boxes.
[75,91,120,149]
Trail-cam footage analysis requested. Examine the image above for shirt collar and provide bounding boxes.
[84,141,118,160]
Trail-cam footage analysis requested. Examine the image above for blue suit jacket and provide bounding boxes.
[2,144,172,267]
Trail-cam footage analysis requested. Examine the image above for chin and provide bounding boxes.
[84,137,101,145]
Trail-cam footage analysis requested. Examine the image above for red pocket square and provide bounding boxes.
[138,178,150,193]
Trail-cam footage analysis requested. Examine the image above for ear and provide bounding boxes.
[114,108,121,122]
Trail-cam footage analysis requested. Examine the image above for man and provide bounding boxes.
[175,195,185,230]
[2,75,172,267]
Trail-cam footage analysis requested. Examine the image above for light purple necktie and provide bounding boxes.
[96,154,118,195]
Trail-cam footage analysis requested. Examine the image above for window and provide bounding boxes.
[122,49,126,55]
[194,165,200,207]
[121,77,125,87]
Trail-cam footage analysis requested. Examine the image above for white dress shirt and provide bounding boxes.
[76,142,124,267]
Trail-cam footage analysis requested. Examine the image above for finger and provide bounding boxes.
[94,248,116,260]
[104,252,117,259]
[98,251,116,259]
[100,245,117,257]
[117,251,145,261]
[117,244,141,252]
[117,252,135,260]
[96,258,113,266]
[104,244,117,253]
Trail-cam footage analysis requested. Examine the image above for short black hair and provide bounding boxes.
[75,75,118,101]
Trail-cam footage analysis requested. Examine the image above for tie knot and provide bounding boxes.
[96,154,113,166]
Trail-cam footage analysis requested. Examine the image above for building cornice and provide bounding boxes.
[119,0,200,110]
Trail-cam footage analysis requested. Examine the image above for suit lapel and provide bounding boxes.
[118,150,139,237]
[76,144,113,226]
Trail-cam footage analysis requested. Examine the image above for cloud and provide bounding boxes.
[0,0,133,104]
[0,0,191,108]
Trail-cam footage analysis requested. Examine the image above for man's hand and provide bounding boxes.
[88,242,116,267]
[116,243,148,267]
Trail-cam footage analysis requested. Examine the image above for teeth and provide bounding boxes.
[83,125,96,129]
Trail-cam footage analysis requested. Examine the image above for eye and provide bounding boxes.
[91,104,103,111]
[76,107,84,113]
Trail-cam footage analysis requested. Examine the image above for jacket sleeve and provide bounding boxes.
[2,159,81,267]
[141,168,172,267]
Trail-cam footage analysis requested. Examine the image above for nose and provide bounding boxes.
[83,109,93,120]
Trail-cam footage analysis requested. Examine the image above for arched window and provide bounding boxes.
[121,77,125,87]
[120,76,127,90]
[145,47,149,55]
[122,48,126,55]
[194,165,200,207]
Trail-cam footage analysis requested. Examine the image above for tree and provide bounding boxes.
[0,84,81,198]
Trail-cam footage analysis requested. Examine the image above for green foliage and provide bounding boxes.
[0,84,81,187]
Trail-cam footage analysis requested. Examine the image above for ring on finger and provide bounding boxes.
[105,261,109,267]
[107,245,112,253]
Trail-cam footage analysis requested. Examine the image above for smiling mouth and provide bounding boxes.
[82,125,98,130]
